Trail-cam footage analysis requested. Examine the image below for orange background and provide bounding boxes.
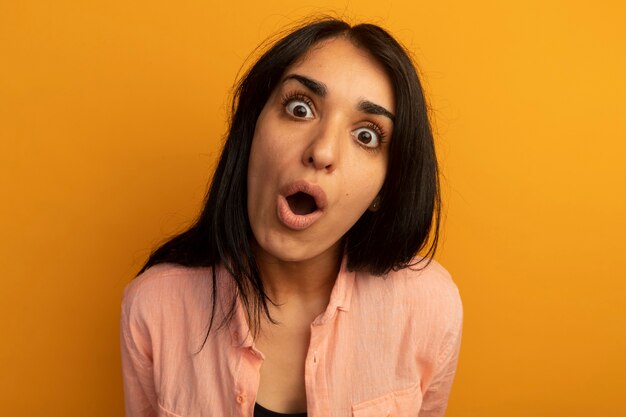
[1,1,625,416]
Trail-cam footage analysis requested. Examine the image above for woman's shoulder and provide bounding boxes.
[123,262,212,297]
[121,263,215,321]
[364,258,459,296]
[356,258,462,322]
[394,258,459,296]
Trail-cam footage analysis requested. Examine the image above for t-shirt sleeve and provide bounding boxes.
[418,279,463,417]
[120,280,159,417]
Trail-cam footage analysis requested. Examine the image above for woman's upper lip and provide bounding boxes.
[279,180,327,210]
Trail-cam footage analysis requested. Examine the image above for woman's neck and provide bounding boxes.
[253,242,342,308]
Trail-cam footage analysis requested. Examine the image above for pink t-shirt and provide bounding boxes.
[120,257,463,417]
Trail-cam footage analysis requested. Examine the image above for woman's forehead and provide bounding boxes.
[280,37,395,111]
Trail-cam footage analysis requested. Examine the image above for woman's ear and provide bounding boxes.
[368,195,381,212]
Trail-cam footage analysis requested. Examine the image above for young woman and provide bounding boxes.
[121,18,462,417]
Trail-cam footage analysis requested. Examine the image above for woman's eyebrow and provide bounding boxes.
[282,74,327,97]
[358,100,395,122]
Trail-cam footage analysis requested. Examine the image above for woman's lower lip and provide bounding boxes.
[276,195,323,230]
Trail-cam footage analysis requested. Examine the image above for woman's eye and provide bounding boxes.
[352,127,380,148]
[285,100,314,119]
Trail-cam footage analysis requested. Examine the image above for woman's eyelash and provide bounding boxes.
[364,121,387,142]
[280,91,314,109]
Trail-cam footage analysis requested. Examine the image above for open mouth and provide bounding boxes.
[276,180,327,230]
[286,191,318,215]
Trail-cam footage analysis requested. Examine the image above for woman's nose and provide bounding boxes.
[301,120,342,172]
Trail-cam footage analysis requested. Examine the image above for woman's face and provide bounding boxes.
[247,37,395,264]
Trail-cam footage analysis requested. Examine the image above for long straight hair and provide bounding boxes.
[139,18,441,338]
